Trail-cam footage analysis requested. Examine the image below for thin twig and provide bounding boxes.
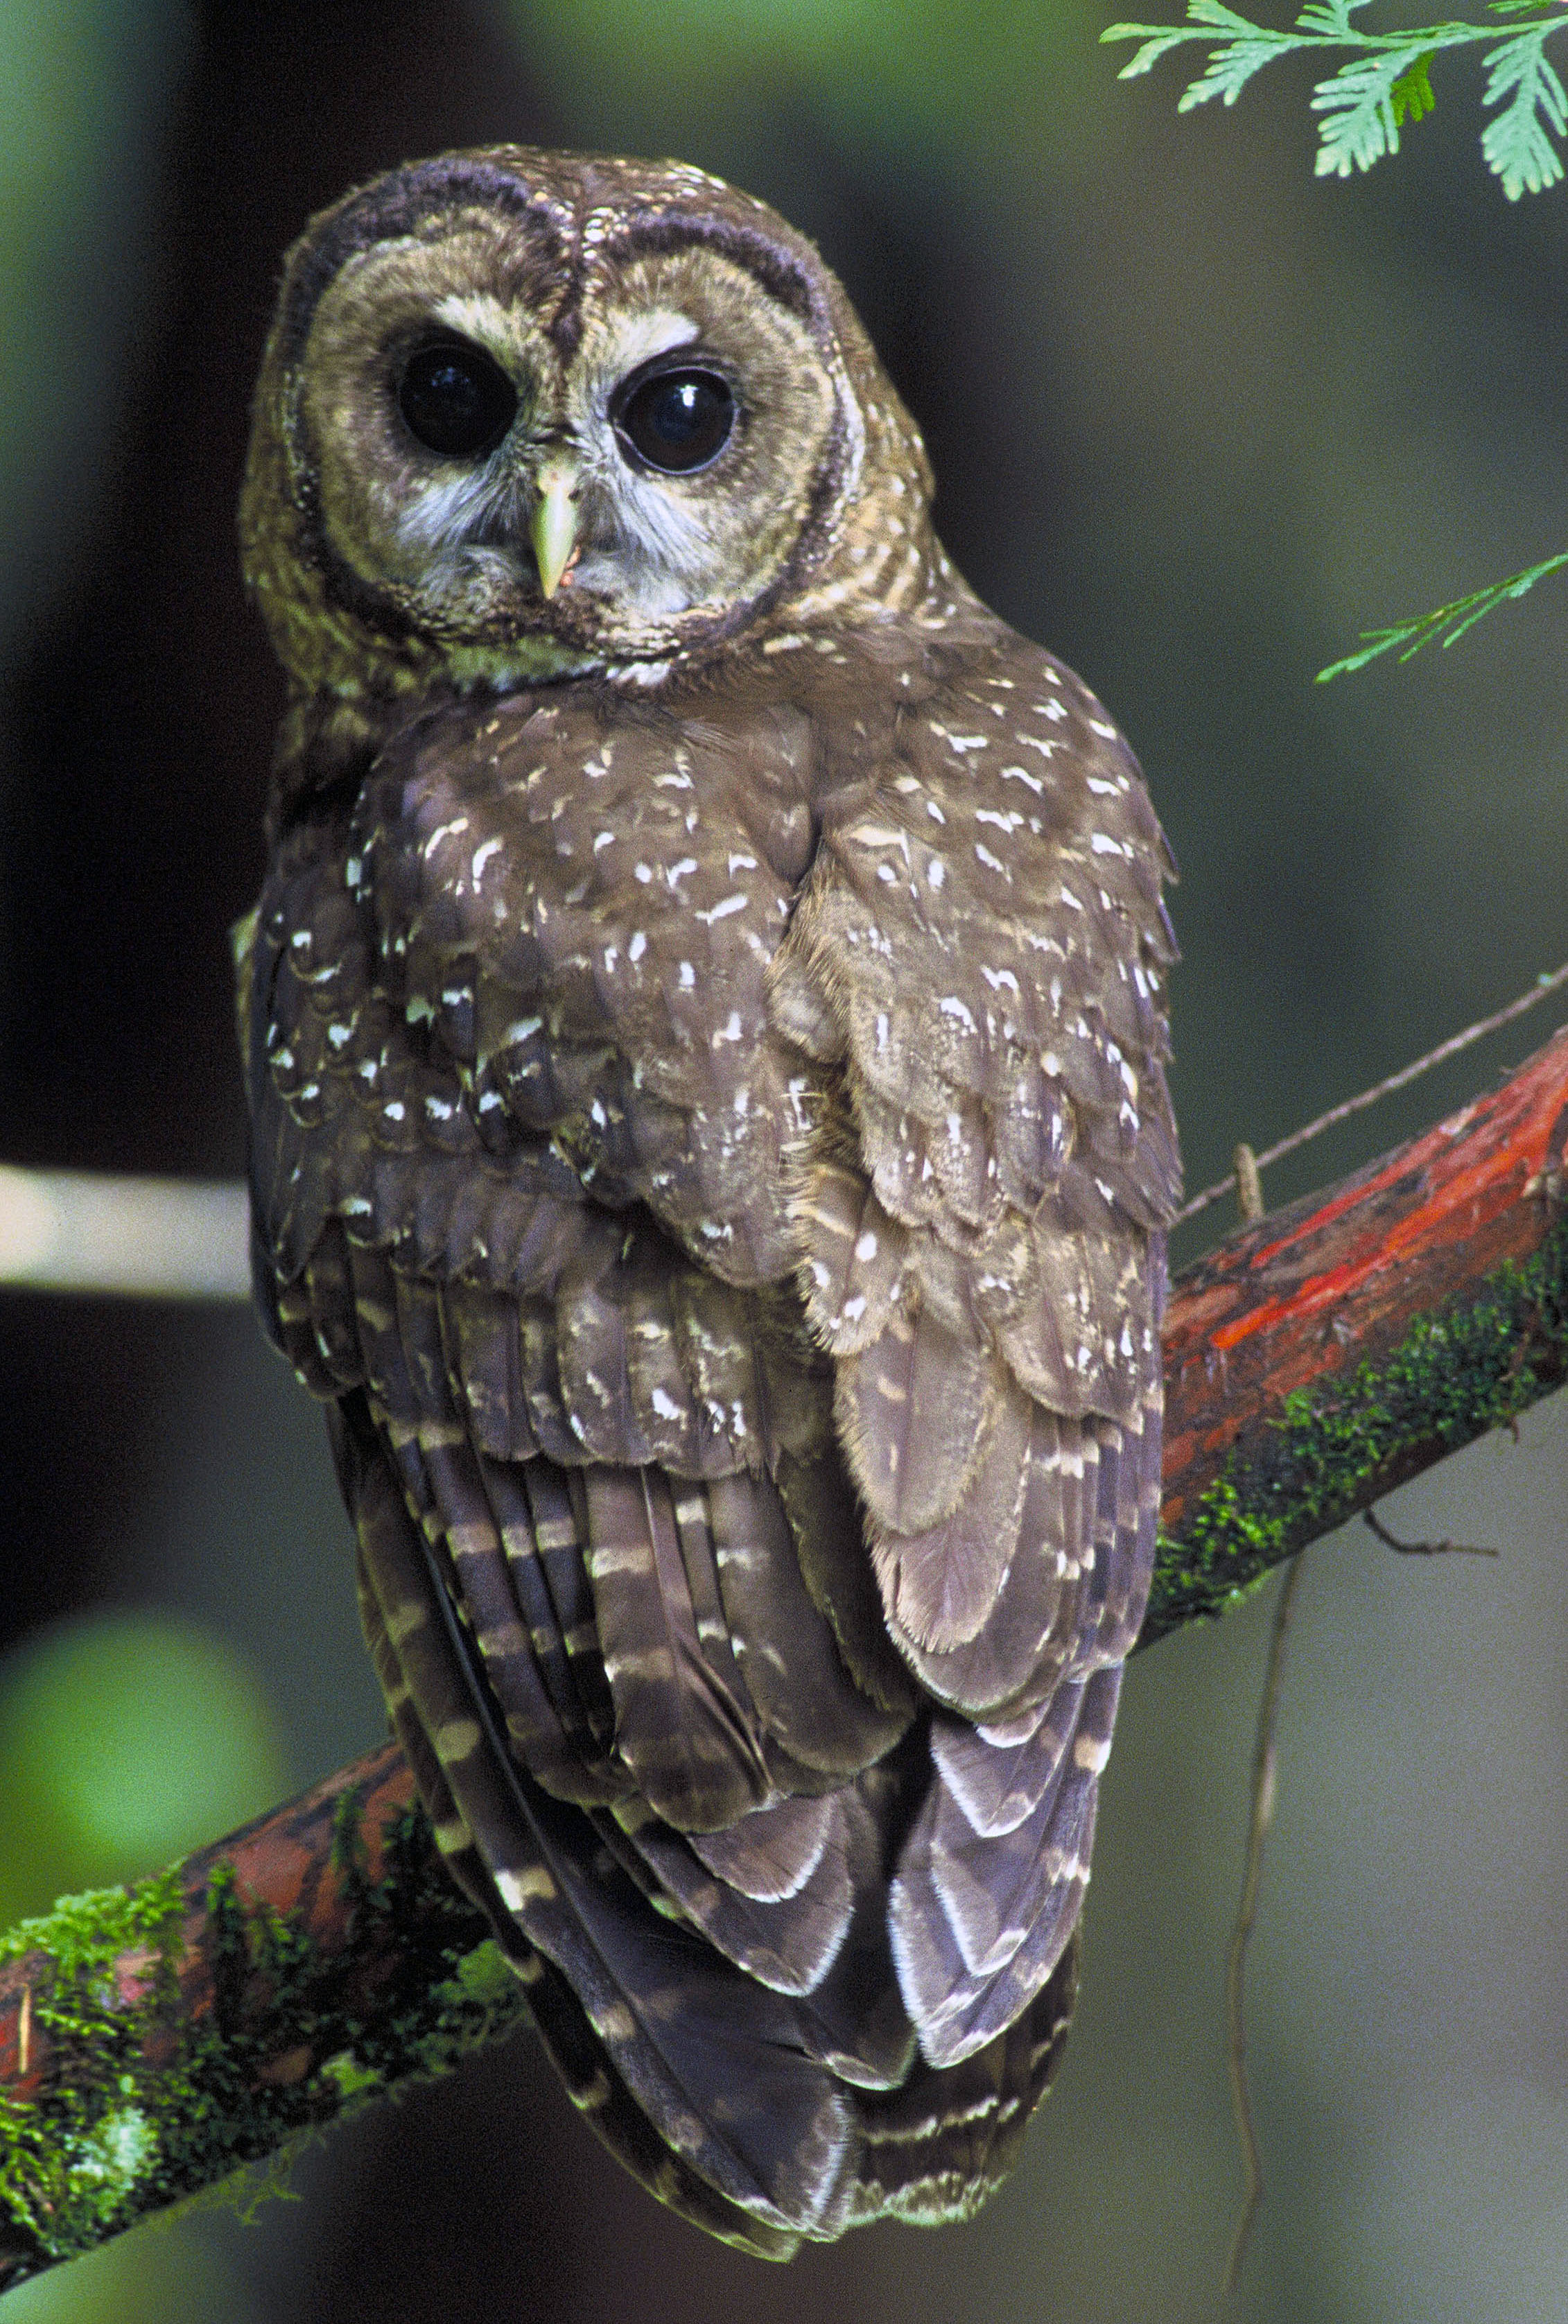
[1224,1552,1309,2301]
[1362,1507,1499,1561]
[1179,962,1568,1224]
[1233,1141,1264,1224]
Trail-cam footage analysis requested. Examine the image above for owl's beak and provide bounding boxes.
[530,460,581,600]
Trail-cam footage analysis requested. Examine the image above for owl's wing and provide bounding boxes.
[240,761,927,2244]
[769,626,1178,2063]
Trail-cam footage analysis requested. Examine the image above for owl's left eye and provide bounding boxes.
[614,368,735,475]
[397,340,518,459]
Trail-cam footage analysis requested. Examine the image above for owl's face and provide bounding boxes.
[241,150,936,705]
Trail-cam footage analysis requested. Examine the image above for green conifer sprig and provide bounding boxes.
[1101,0,1568,198]
[1314,550,1568,677]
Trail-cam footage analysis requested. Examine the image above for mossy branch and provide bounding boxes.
[3,1023,1568,2292]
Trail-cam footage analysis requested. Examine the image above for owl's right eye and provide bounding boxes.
[397,340,518,459]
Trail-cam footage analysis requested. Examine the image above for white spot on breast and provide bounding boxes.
[628,930,647,963]
[1088,718,1119,739]
[939,997,978,1033]
[679,962,695,989]
[593,830,615,853]
[695,894,748,924]
[854,1231,878,1262]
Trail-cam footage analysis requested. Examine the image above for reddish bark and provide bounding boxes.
[1162,1021,1568,1534]
[0,1744,419,2107]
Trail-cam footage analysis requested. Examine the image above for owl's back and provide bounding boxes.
[242,610,1174,2253]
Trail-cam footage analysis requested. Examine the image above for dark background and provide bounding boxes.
[3,3,1567,2319]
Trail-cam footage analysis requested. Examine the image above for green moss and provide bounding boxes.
[1142,1213,1568,1643]
[0,1801,528,2288]
[0,1871,184,2265]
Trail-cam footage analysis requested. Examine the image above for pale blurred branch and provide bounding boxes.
[0,1169,248,1301]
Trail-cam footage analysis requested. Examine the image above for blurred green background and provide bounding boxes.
[0,1,1565,2318]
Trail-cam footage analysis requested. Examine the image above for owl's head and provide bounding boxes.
[241,149,938,710]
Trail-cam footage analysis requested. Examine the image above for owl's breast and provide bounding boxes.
[350,685,826,1285]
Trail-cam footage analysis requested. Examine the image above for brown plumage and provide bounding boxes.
[236,146,1178,2256]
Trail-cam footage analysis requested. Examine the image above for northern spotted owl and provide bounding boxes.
[236,149,1179,2257]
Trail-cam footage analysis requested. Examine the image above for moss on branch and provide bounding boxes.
[1143,1213,1568,1641]
[0,1796,524,2285]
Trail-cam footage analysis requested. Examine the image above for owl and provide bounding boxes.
[236,148,1178,2257]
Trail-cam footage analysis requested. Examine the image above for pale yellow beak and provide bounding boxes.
[530,459,580,600]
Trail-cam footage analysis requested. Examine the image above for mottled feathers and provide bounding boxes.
[238,146,1178,2255]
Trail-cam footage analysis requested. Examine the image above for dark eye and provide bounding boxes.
[616,368,735,474]
[397,340,518,459]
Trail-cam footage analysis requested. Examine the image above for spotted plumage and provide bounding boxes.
[236,147,1178,2256]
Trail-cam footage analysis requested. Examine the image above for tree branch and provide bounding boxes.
[3,1023,1567,2291]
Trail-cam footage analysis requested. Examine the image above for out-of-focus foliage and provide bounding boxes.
[0,1611,288,1927]
[1104,0,1568,198]
[505,0,1095,162]
[0,0,190,650]
[5,2224,265,2324]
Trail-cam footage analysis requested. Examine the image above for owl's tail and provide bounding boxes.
[336,1387,1083,2254]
